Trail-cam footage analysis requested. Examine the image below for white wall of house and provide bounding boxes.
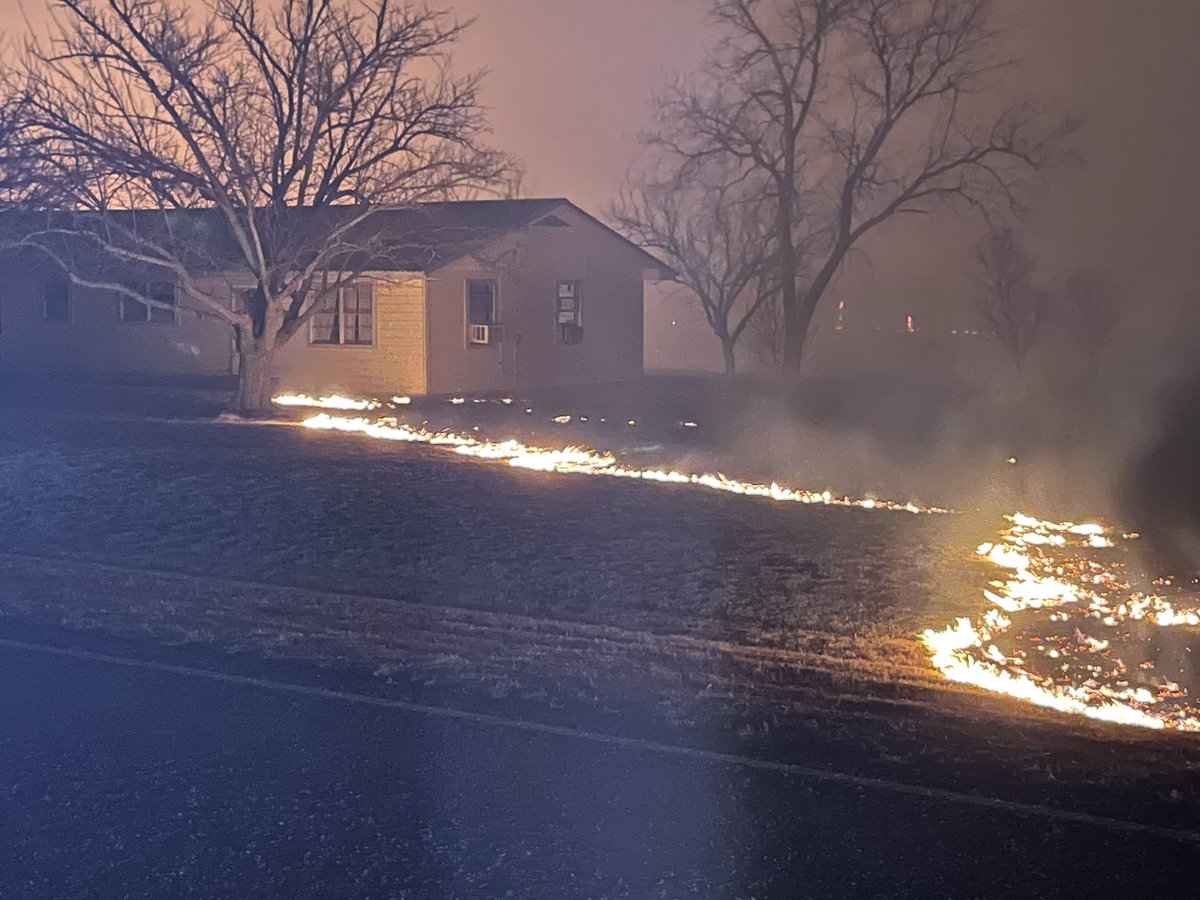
[424,204,652,396]
[270,272,427,396]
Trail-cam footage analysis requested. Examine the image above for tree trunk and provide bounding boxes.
[232,341,276,416]
[782,297,805,373]
[721,337,737,376]
[778,202,801,374]
[783,246,845,377]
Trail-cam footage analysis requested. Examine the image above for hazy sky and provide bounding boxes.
[443,0,1200,340]
[8,0,1200,349]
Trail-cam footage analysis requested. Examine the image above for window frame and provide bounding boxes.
[465,279,498,346]
[120,281,178,325]
[308,281,376,347]
[555,279,583,345]
[42,277,71,323]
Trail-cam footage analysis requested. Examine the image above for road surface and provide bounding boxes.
[1,634,1197,898]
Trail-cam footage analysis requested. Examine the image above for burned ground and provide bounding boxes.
[0,405,976,644]
[1,384,1199,835]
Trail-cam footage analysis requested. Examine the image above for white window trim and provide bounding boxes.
[308,282,377,347]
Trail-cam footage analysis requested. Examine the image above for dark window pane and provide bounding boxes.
[236,288,264,315]
[146,283,176,323]
[120,297,146,322]
[44,279,69,322]
[467,282,495,325]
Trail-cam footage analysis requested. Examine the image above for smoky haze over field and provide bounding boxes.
[443,0,1200,542]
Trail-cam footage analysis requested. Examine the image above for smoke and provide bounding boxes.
[1118,371,1200,576]
[710,374,1130,521]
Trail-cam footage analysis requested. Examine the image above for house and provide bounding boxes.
[0,199,674,397]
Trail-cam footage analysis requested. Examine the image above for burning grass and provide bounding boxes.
[276,393,1200,735]
[923,514,1200,732]
[297,411,946,515]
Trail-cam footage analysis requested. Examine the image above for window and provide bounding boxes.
[466,280,497,345]
[121,281,177,324]
[311,291,340,344]
[43,278,70,322]
[467,281,496,326]
[556,280,583,345]
[146,282,177,324]
[310,282,374,346]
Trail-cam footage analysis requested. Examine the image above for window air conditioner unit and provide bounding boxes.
[468,323,491,345]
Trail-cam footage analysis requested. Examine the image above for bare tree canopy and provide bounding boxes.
[1,0,513,412]
[975,225,1046,370]
[649,0,1072,374]
[611,159,775,375]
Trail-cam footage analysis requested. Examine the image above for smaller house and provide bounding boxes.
[0,199,674,397]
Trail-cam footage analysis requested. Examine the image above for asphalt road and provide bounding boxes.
[1,639,1198,899]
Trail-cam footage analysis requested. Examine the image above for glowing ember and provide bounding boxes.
[924,513,1200,732]
[272,393,381,411]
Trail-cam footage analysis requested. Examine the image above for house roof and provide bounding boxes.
[0,199,677,279]
[342,198,676,277]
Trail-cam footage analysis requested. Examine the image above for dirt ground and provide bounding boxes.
[2,377,1199,832]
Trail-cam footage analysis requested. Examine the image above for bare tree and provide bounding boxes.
[1055,266,1123,380]
[650,0,1071,375]
[976,226,1046,369]
[0,92,27,195]
[611,161,774,374]
[747,289,786,369]
[2,0,511,412]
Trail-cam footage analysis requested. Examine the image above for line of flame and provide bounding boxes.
[272,393,381,411]
[297,412,945,514]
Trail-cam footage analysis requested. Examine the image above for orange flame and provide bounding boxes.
[274,394,1200,732]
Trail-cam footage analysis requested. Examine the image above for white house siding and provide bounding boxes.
[423,204,649,396]
[0,272,234,377]
[270,272,427,396]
